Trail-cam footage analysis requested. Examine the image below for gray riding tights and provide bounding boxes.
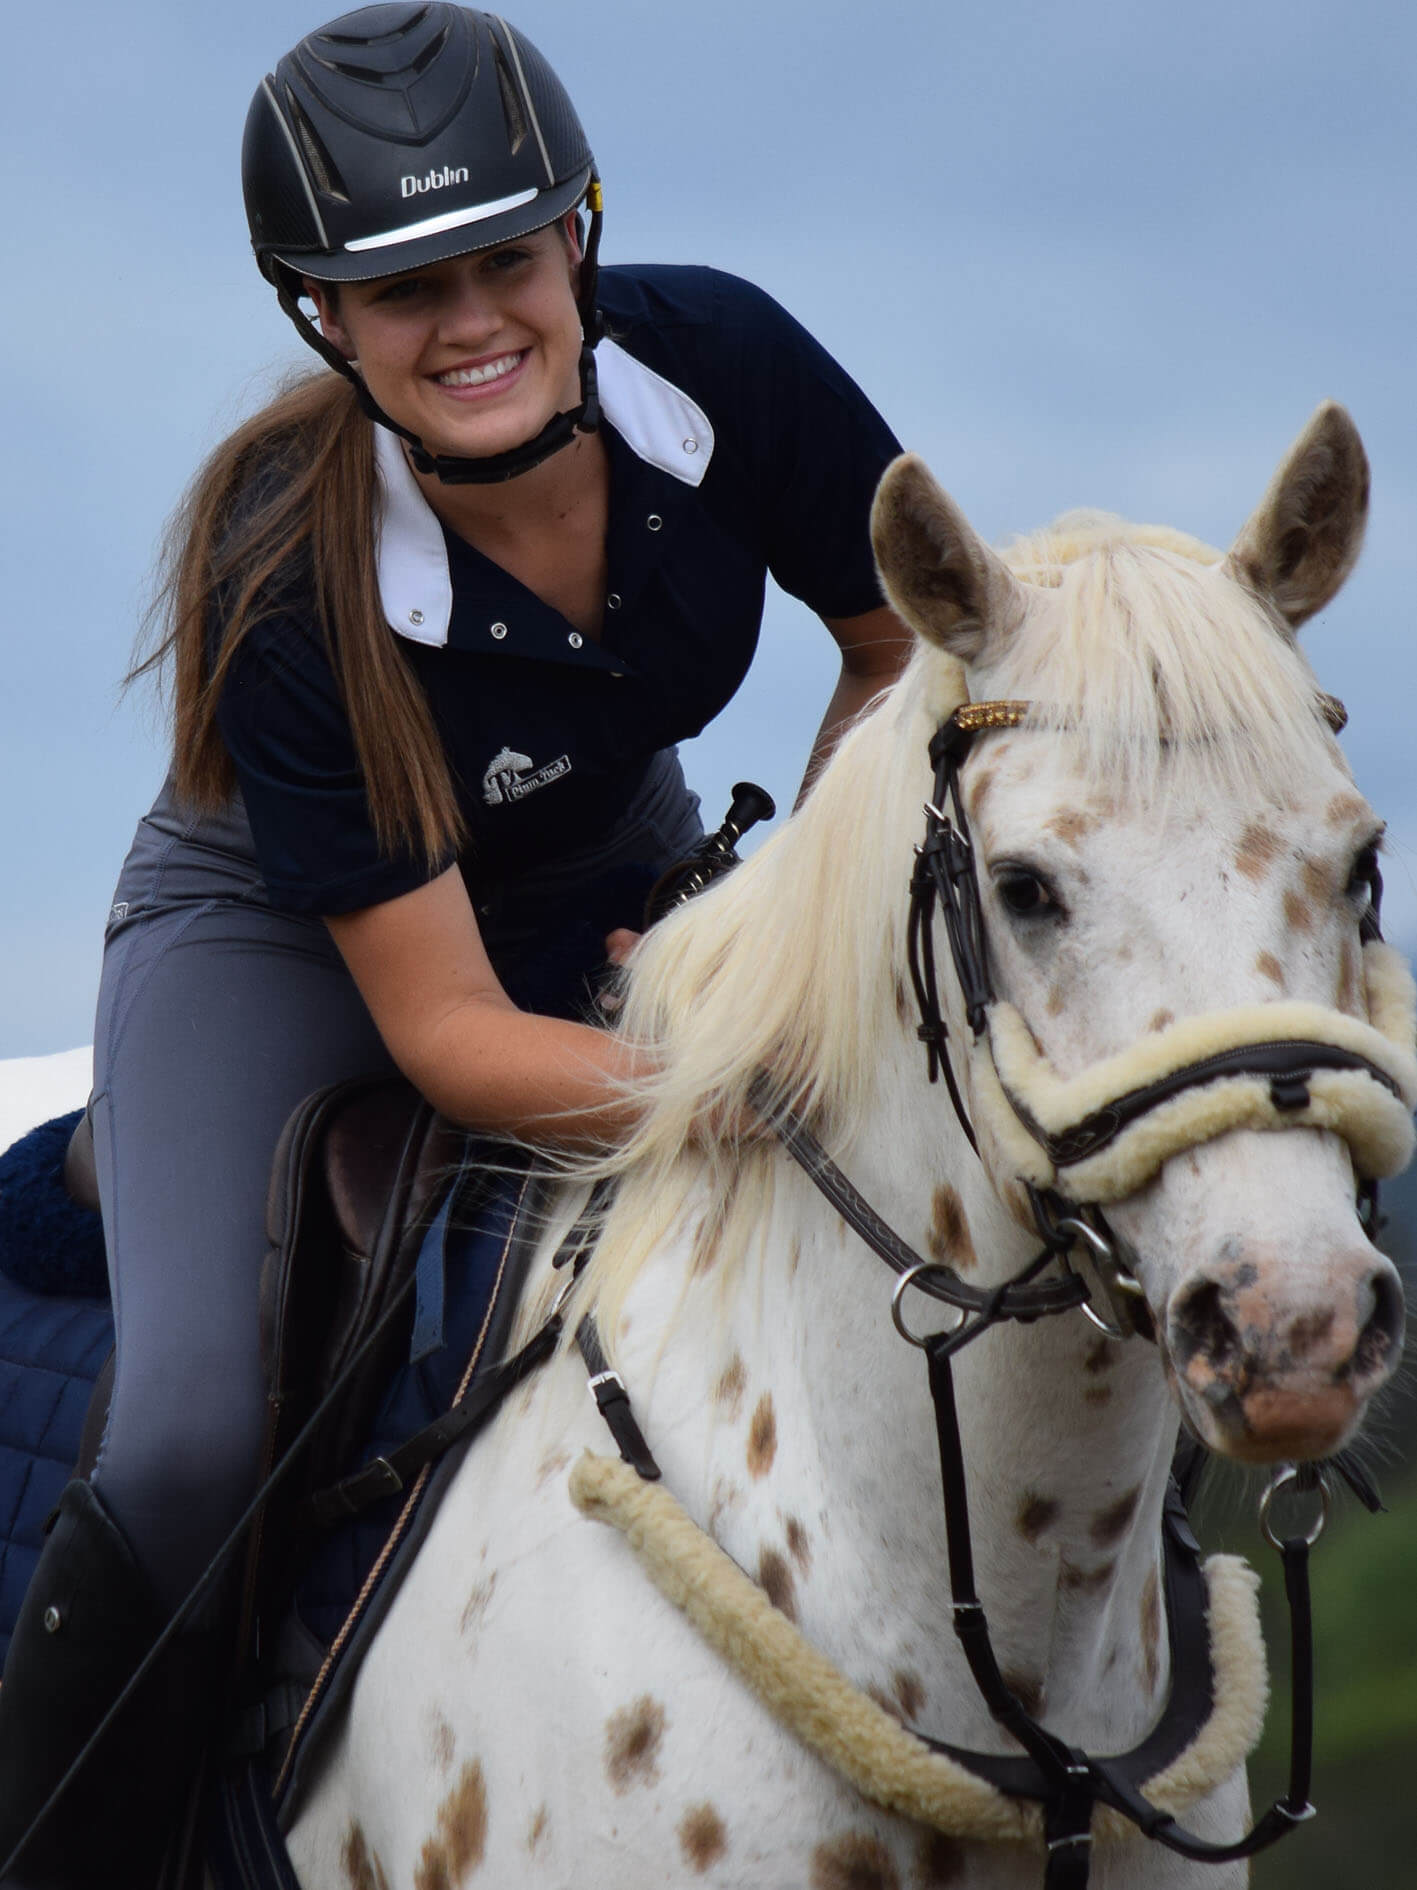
[90,758,700,1610]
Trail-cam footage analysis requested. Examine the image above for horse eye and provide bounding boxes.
[1346,843,1380,906]
[995,869,1059,919]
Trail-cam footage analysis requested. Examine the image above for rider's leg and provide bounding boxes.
[0,795,393,1886]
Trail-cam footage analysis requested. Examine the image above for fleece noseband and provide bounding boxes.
[907,698,1417,1209]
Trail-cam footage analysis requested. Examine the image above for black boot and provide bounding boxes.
[0,1481,213,1889]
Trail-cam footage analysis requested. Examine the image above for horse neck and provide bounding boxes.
[623,1038,1180,1750]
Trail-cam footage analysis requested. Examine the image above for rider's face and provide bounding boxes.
[307,218,584,461]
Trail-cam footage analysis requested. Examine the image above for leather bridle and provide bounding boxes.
[744,691,1402,1885]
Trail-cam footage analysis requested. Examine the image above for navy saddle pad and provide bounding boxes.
[0,1111,113,1662]
[0,1109,525,1669]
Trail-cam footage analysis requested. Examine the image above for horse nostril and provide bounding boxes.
[1351,1267,1405,1383]
[1169,1278,1240,1375]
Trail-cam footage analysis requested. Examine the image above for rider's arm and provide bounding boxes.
[798,604,913,803]
[325,866,646,1149]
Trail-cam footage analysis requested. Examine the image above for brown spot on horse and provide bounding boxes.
[460,1572,497,1640]
[810,1830,902,1890]
[866,1683,902,1723]
[747,1393,778,1478]
[914,1829,967,1886]
[785,1514,812,1572]
[604,1696,667,1794]
[1300,857,1333,904]
[1326,792,1368,827]
[526,1804,549,1852]
[342,1822,390,1890]
[928,1185,976,1271]
[535,1448,571,1489]
[1234,820,1282,881]
[759,1546,799,1619]
[1001,1669,1046,1718]
[714,1354,747,1419]
[1287,1308,1336,1359]
[678,1803,728,1872]
[1255,951,1284,986]
[1140,1566,1162,1694]
[428,1711,455,1772]
[1283,887,1315,933]
[1083,1384,1113,1407]
[968,765,997,812]
[1337,940,1363,1016]
[1017,1492,1060,1543]
[690,1181,739,1278]
[895,975,914,1024]
[1060,1558,1116,1595]
[1090,1486,1140,1549]
[1083,1338,1113,1375]
[893,1670,926,1721]
[1147,1009,1174,1034]
[414,1760,487,1890]
[1046,808,1097,846]
[709,1475,743,1532]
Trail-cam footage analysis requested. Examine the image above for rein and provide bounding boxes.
[745,1092,1324,1884]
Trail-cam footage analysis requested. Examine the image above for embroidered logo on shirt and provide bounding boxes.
[481,746,573,807]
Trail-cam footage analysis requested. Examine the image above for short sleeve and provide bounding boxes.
[704,276,903,619]
[215,611,450,914]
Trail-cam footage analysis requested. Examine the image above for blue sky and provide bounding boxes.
[3,0,1414,1055]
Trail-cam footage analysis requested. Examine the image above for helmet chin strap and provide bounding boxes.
[272,194,605,485]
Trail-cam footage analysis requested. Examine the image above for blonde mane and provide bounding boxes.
[569,518,1342,1344]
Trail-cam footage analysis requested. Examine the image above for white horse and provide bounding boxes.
[4,410,1409,1889]
[272,403,1412,1889]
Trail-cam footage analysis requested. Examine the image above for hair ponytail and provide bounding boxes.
[133,371,463,869]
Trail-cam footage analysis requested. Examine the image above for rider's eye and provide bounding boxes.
[995,868,1060,919]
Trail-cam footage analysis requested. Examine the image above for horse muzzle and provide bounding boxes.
[1163,1239,1405,1462]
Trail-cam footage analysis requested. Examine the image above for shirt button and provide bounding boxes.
[409,608,424,626]
[607,593,622,610]
[568,631,583,649]
[683,439,698,454]
[490,622,508,640]
[646,514,663,532]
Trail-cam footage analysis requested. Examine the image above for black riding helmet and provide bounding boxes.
[242,3,603,483]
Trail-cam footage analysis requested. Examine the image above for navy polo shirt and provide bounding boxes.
[215,265,902,915]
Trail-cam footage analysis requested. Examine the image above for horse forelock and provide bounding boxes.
[564,517,1351,1350]
[989,515,1341,802]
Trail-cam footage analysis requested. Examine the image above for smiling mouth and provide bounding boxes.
[434,351,526,388]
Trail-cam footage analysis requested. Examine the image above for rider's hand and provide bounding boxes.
[604,928,642,967]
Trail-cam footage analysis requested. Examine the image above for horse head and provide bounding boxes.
[872,403,1409,1465]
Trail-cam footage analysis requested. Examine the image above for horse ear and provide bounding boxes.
[871,454,1024,661]
[1225,402,1370,632]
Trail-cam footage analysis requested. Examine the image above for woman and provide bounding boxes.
[0,5,907,1880]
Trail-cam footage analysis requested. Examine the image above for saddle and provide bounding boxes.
[1,1079,541,1714]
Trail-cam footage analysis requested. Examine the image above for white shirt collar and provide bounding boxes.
[373,339,715,649]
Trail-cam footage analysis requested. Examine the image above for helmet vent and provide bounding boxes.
[322,5,432,45]
[410,25,450,77]
[492,42,529,155]
[284,86,351,202]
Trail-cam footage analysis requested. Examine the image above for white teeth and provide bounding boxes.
[437,352,522,387]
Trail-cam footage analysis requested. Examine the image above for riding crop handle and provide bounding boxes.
[720,782,777,850]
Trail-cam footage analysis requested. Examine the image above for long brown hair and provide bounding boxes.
[134,369,462,867]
